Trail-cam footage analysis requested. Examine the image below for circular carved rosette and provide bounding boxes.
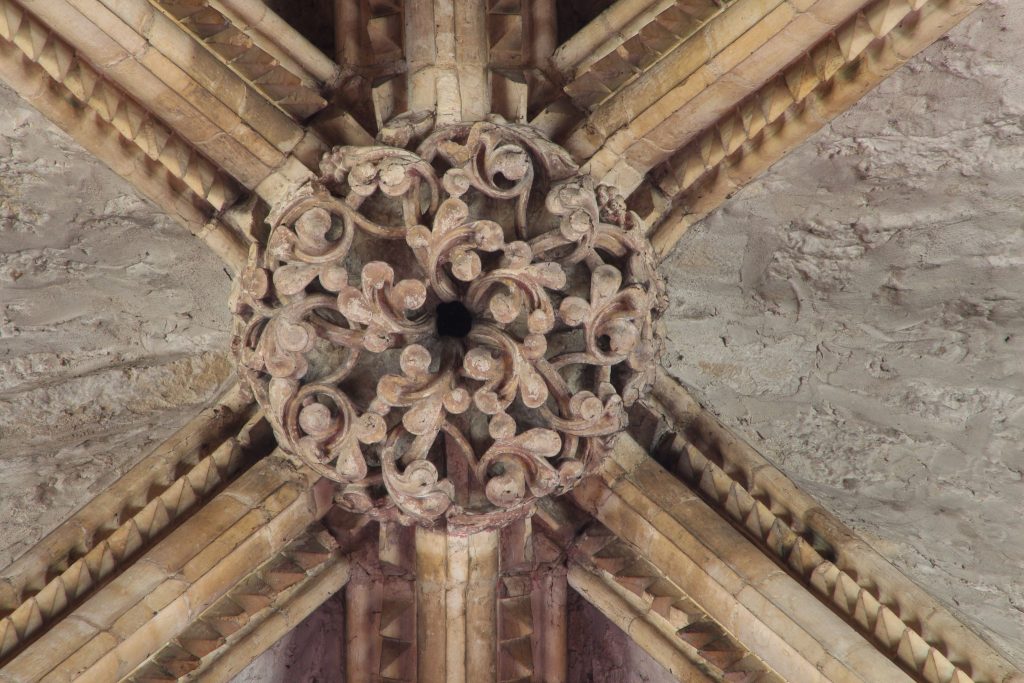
[231,114,666,532]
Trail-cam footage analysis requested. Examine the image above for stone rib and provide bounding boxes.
[0,386,268,664]
[558,0,736,113]
[572,434,913,682]
[414,528,500,683]
[77,0,305,154]
[125,529,346,682]
[0,0,241,211]
[0,6,247,270]
[539,0,985,262]
[570,523,786,683]
[665,432,972,683]
[558,0,793,165]
[0,453,332,682]
[0,25,245,270]
[208,0,341,86]
[636,0,984,258]
[12,0,320,192]
[150,0,329,121]
[641,371,1024,683]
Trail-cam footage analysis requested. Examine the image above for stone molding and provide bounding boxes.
[0,453,331,682]
[4,0,339,215]
[334,0,558,132]
[533,0,987,261]
[210,0,341,86]
[572,434,912,681]
[342,511,568,683]
[0,387,269,667]
[0,0,241,211]
[555,0,735,113]
[640,372,1024,683]
[569,522,785,682]
[125,528,345,682]
[640,0,987,258]
[149,0,328,121]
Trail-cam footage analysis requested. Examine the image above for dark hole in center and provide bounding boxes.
[436,301,473,338]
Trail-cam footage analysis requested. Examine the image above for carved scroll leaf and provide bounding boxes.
[232,116,665,531]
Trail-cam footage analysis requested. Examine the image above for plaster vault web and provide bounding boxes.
[0,1,1020,682]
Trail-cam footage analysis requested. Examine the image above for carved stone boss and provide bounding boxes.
[232,115,666,531]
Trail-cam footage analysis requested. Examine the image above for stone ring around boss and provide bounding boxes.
[232,114,667,532]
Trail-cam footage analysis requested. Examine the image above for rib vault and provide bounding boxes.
[0,1,1020,682]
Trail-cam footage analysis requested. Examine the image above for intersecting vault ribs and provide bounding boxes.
[3,0,1023,682]
[233,113,667,532]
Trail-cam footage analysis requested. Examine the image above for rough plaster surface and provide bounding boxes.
[0,81,233,567]
[231,593,345,682]
[662,1,1024,666]
[567,589,676,683]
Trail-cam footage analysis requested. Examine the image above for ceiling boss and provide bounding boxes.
[232,113,666,531]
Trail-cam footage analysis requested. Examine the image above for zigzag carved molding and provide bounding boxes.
[633,372,1022,683]
[636,0,986,257]
[126,529,344,682]
[0,390,269,666]
[0,0,241,212]
[149,0,328,121]
[570,522,785,682]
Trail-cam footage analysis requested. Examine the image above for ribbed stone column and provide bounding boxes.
[405,0,490,124]
[416,527,499,683]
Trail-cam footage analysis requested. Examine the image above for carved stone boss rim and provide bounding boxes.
[232,114,666,531]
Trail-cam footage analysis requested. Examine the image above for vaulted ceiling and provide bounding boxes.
[660,0,1024,665]
[0,0,1020,681]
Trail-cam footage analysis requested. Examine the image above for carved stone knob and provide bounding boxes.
[232,116,666,531]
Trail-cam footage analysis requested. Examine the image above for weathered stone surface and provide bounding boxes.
[661,0,1024,666]
[0,80,232,568]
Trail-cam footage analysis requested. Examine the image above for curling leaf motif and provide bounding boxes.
[232,114,665,531]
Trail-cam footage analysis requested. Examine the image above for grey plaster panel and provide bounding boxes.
[0,81,233,567]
